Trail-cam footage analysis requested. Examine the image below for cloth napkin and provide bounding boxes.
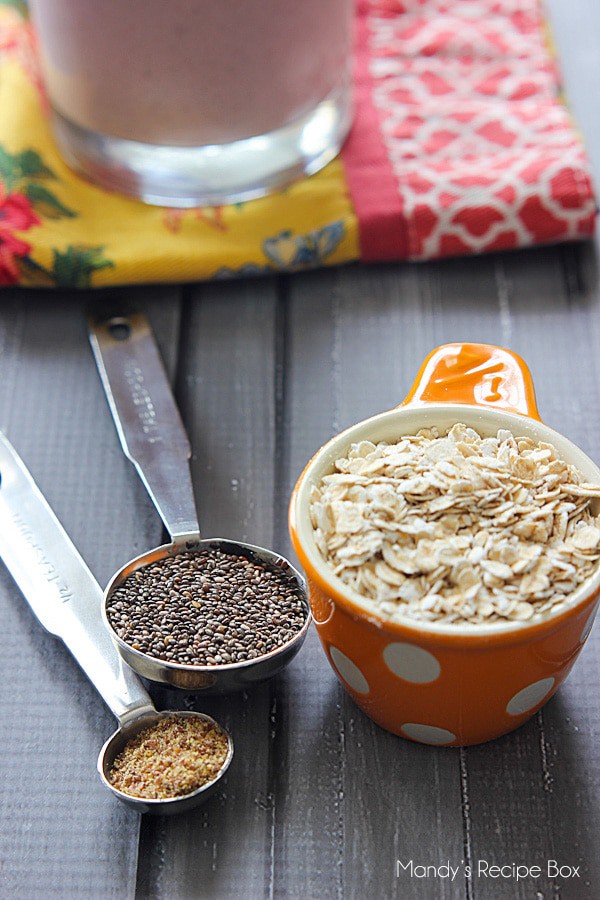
[0,0,596,288]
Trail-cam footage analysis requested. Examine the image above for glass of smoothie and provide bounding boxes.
[28,0,355,206]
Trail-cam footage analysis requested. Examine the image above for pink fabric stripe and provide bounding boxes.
[340,0,596,262]
[341,4,408,261]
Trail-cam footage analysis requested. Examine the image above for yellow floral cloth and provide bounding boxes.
[0,1,358,287]
[0,0,595,288]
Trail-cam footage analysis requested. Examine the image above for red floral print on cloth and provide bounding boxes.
[0,0,594,284]
[342,0,597,260]
[0,4,47,108]
[0,142,114,287]
[0,186,40,284]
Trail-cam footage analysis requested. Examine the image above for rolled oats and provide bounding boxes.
[309,424,600,624]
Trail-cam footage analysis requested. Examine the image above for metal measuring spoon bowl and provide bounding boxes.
[103,538,310,691]
[98,710,234,815]
[88,309,311,693]
[0,431,233,815]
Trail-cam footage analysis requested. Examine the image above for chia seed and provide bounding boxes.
[106,547,308,666]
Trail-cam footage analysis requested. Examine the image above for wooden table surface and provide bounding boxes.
[1,3,599,898]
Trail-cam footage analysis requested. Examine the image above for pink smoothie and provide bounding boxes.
[29,0,353,146]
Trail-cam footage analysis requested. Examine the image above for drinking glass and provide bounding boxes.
[28,0,354,206]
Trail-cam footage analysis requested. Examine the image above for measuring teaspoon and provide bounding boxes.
[0,431,233,814]
[88,309,310,692]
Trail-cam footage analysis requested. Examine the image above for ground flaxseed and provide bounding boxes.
[106,547,307,665]
[108,715,229,800]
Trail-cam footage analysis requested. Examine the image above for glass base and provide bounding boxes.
[51,83,353,207]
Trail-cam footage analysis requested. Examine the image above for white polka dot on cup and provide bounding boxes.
[329,646,369,695]
[400,723,456,745]
[383,642,441,684]
[506,677,555,716]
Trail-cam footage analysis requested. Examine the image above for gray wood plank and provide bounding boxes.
[279,248,600,899]
[385,243,600,900]
[136,277,284,900]
[502,6,600,889]
[276,273,357,900]
[546,0,600,182]
[285,268,467,900]
[490,243,600,899]
[0,287,182,900]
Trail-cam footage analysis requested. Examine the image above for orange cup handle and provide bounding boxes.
[401,343,541,420]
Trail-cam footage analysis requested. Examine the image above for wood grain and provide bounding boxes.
[137,278,283,900]
[0,288,181,899]
[1,2,599,897]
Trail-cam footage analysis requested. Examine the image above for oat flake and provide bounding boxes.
[309,424,600,624]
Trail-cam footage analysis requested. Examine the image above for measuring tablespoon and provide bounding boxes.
[0,431,233,814]
[88,310,310,692]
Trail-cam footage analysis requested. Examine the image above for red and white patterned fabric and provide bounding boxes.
[0,0,594,287]
[342,0,597,261]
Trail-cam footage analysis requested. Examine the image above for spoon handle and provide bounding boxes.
[88,310,200,544]
[0,431,154,726]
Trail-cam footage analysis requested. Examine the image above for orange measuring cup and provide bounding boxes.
[289,343,600,746]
